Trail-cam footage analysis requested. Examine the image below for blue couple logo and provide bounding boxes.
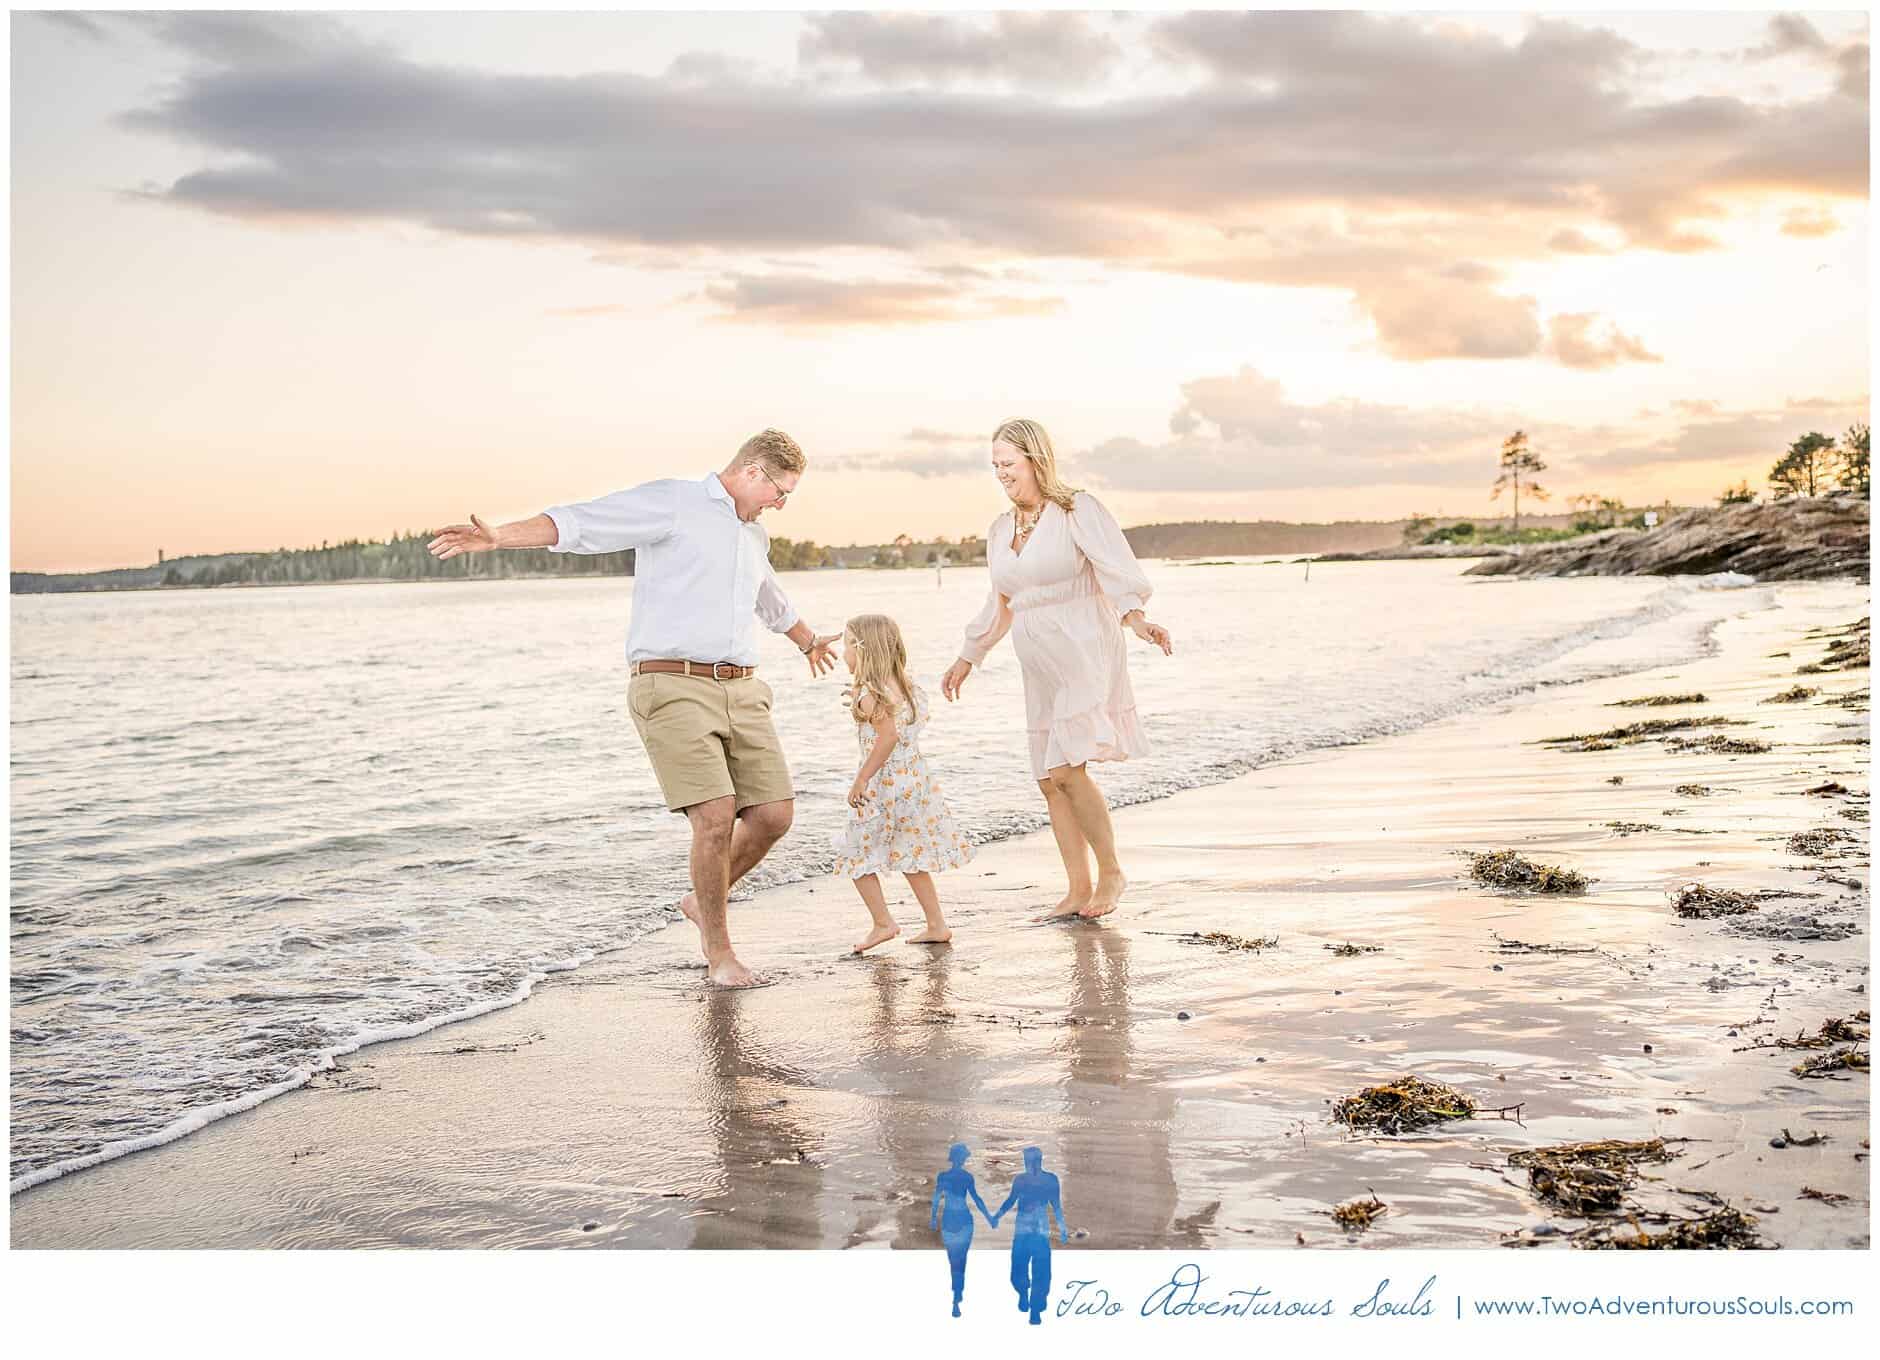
[930,1144,1068,1323]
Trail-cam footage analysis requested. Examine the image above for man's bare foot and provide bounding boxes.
[907,926,952,945]
[706,951,769,989]
[1078,873,1126,919]
[853,923,901,954]
[1031,889,1091,924]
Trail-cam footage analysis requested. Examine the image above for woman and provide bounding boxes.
[940,419,1172,921]
[930,1142,993,1317]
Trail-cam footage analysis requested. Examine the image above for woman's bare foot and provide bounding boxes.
[1078,872,1126,919]
[1031,888,1092,924]
[907,926,952,945]
[853,923,901,954]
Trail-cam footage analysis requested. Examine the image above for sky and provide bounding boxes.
[7,6,1871,572]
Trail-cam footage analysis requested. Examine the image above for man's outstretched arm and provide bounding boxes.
[427,513,558,559]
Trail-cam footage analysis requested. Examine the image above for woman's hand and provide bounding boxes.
[940,658,973,701]
[1125,613,1173,656]
[847,778,872,811]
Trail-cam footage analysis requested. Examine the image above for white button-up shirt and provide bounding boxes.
[546,473,800,665]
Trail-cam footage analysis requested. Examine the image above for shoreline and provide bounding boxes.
[11,584,1869,1248]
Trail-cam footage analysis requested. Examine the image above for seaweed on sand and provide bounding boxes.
[1787,827,1857,856]
[1540,717,1744,746]
[1508,1138,1679,1216]
[1608,693,1707,708]
[1332,1076,1486,1134]
[1665,734,1772,755]
[1674,784,1714,796]
[1798,1187,1852,1205]
[1467,850,1590,894]
[1673,884,1759,919]
[1761,685,1820,704]
[1330,1194,1388,1230]
[1791,1047,1869,1079]
[1606,821,1660,836]
[1771,1014,1872,1049]
[1161,930,1279,953]
[1578,1206,1770,1250]
[1802,781,1851,795]
[1325,942,1383,957]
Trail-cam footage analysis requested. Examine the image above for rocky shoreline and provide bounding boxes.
[1464,498,1869,583]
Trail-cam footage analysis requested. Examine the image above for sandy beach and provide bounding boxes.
[11,584,1869,1250]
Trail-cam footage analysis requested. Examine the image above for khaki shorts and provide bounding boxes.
[627,672,794,814]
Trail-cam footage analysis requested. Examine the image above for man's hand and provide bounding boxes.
[940,658,973,701]
[803,633,840,677]
[427,515,499,560]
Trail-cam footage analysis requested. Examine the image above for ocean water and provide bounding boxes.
[8,560,1777,1190]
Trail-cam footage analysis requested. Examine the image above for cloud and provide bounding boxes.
[113,12,1866,357]
[1747,14,1831,59]
[1780,205,1842,237]
[697,273,1063,327]
[1549,227,1617,254]
[799,11,1123,88]
[1579,395,1870,470]
[34,11,111,41]
[1546,313,1662,370]
[1744,13,1869,103]
[1082,366,1511,492]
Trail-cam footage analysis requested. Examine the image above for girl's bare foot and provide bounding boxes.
[907,926,952,945]
[853,923,901,953]
[1078,873,1126,919]
[1031,888,1091,924]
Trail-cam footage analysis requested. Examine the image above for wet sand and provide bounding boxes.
[11,586,1869,1249]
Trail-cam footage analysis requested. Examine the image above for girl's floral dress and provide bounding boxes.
[832,688,975,878]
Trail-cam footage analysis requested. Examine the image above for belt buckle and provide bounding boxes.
[712,661,737,681]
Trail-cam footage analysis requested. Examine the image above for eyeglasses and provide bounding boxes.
[754,464,789,507]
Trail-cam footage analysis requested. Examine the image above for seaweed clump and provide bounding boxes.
[1333,1076,1477,1134]
[1330,1194,1388,1230]
[1673,884,1759,919]
[1674,784,1714,797]
[1508,1138,1678,1215]
[1579,1206,1769,1251]
[1791,1047,1869,1079]
[1542,717,1740,747]
[1665,734,1771,755]
[1772,1014,1871,1049]
[1171,930,1279,953]
[1787,827,1857,856]
[1609,693,1707,708]
[1325,942,1383,957]
[1762,685,1820,704]
[1468,850,1590,894]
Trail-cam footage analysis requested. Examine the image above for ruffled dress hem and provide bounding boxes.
[1027,702,1148,780]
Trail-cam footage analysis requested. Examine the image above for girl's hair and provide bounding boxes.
[844,613,918,725]
[991,418,1079,512]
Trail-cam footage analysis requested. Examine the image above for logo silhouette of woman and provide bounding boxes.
[930,1142,994,1317]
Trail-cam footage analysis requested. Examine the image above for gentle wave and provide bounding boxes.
[5,566,1782,1192]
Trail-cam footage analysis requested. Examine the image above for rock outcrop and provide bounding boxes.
[1463,498,1869,583]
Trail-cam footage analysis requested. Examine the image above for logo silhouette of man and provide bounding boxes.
[991,1147,1066,1325]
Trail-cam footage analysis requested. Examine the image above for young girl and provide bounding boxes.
[831,613,974,952]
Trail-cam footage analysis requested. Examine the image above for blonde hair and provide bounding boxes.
[843,614,918,726]
[991,418,1078,512]
[736,428,807,476]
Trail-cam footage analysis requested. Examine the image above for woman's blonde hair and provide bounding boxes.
[991,418,1079,512]
[843,614,918,725]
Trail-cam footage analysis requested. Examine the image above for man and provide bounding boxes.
[991,1146,1068,1325]
[426,429,838,988]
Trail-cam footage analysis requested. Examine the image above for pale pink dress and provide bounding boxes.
[960,492,1154,781]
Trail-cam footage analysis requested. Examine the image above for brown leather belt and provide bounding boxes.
[630,659,756,680]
